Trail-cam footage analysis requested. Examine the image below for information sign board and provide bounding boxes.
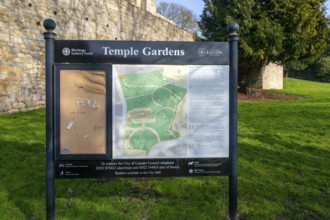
[44,19,239,219]
[53,40,230,178]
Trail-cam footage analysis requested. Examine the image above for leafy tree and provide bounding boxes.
[199,0,328,93]
[322,27,330,57]
[157,1,199,33]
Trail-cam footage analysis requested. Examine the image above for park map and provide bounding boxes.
[113,65,229,159]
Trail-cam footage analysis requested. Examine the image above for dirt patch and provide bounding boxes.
[238,89,302,101]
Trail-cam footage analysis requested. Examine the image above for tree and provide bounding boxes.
[199,0,328,93]
[322,26,330,57]
[157,1,199,33]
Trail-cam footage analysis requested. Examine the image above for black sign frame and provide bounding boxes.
[52,40,231,178]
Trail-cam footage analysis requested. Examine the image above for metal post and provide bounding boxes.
[43,19,56,220]
[227,21,239,220]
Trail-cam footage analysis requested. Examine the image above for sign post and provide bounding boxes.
[228,22,240,220]
[43,19,56,220]
[44,19,239,219]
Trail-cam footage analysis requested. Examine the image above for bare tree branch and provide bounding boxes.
[157,1,199,33]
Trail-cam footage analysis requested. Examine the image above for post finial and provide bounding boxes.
[43,19,57,40]
[43,19,56,31]
[227,21,239,42]
[227,21,239,34]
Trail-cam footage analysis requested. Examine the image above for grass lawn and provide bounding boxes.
[0,78,329,219]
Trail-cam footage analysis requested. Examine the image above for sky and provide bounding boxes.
[159,0,330,17]
[159,0,204,17]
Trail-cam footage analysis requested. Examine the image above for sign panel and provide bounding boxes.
[54,65,112,160]
[112,65,229,159]
[60,69,106,155]
[56,158,228,178]
[54,40,230,178]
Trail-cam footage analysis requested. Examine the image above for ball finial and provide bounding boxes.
[43,19,56,31]
[227,21,239,34]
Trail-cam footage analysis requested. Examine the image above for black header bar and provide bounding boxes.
[55,40,229,65]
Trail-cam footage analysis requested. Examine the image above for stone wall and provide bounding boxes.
[0,0,194,114]
[262,63,284,90]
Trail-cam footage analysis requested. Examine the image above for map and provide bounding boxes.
[113,65,229,159]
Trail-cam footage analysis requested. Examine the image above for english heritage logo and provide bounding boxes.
[62,47,71,56]
[62,48,94,56]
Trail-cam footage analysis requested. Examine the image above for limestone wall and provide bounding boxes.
[0,0,194,114]
[262,63,284,90]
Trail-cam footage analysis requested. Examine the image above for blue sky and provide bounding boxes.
[160,0,330,17]
[159,0,204,17]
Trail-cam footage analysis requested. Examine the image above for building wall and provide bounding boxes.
[262,62,284,90]
[0,0,194,114]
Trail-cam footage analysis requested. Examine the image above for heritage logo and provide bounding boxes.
[62,47,70,56]
[62,48,94,56]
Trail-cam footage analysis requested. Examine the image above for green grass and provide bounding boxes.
[0,78,329,219]
[283,78,330,101]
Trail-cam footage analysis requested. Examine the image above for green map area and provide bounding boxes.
[120,69,187,152]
